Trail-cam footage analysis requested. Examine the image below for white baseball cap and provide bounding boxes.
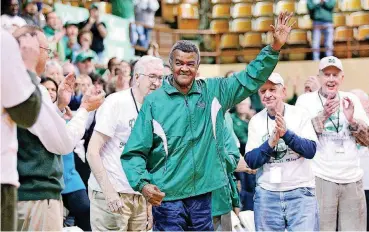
[268,73,284,86]
[319,56,344,71]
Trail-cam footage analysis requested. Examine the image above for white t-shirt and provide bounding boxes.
[1,14,26,32]
[359,146,369,190]
[88,89,140,194]
[1,29,36,187]
[296,91,369,183]
[246,104,318,191]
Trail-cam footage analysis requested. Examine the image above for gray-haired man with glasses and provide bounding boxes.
[245,73,319,231]
[87,55,164,231]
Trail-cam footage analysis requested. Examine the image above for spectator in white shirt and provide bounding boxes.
[87,56,164,231]
[296,56,369,231]
[1,0,27,33]
[245,73,319,231]
[13,25,105,231]
[0,29,42,231]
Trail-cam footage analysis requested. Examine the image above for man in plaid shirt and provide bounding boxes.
[296,56,369,231]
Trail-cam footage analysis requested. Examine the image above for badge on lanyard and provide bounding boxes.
[269,166,282,184]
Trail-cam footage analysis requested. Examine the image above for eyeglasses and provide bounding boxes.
[138,73,163,83]
[39,46,52,55]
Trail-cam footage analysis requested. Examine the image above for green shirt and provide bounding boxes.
[121,45,279,201]
[307,0,336,23]
[110,0,134,20]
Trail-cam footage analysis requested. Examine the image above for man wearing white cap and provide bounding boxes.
[296,56,369,231]
[245,73,319,231]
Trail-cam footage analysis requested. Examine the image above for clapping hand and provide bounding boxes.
[343,97,355,124]
[57,73,76,111]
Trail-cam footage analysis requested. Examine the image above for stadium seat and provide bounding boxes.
[212,0,232,4]
[334,26,354,42]
[347,11,369,27]
[287,29,308,45]
[220,56,238,63]
[231,3,252,18]
[240,32,262,47]
[220,34,239,49]
[289,16,299,29]
[355,25,369,41]
[298,15,313,30]
[232,0,253,3]
[296,0,308,15]
[333,13,347,27]
[362,0,369,10]
[339,0,362,11]
[161,0,180,23]
[177,4,199,30]
[230,18,252,32]
[252,17,274,32]
[275,0,295,15]
[253,1,274,17]
[212,4,231,19]
[262,31,273,45]
[210,19,229,33]
[182,0,199,5]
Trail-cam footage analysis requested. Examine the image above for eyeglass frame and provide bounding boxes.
[39,46,53,55]
[137,73,163,82]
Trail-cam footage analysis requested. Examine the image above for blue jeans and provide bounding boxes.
[254,186,319,231]
[62,189,91,231]
[312,21,334,61]
[152,192,214,231]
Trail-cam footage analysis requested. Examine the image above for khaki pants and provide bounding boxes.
[316,177,367,231]
[90,190,147,231]
[17,199,63,231]
[1,184,17,231]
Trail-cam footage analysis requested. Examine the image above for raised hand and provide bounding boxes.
[57,73,76,111]
[142,184,165,206]
[343,97,355,124]
[270,11,296,51]
[18,33,40,73]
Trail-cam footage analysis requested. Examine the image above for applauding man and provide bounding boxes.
[296,56,369,231]
[245,73,319,231]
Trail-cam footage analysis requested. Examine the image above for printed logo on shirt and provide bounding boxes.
[129,118,136,130]
[196,101,206,109]
[262,133,301,163]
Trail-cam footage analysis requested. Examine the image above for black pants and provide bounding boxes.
[62,189,91,231]
[1,184,17,231]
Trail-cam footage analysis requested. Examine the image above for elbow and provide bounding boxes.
[245,153,258,170]
[302,141,317,159]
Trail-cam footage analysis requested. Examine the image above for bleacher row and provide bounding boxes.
[162,0,369,62]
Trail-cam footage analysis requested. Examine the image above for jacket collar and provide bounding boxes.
[163,75,202,95]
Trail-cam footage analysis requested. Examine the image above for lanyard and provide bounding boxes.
[318,92,340,133]
[130,88,139,114]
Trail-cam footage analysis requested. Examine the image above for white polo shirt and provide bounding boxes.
[246,104,318,191]
[88,89,141,194]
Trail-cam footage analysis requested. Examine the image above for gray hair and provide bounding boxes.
[133,55,164,78]
[168,40,200,67]
[45,60,62,74]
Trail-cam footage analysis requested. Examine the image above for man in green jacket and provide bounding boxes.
[307,0,336,60]
[121,12,294,230]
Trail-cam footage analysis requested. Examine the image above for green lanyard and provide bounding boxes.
[318,93,340,133]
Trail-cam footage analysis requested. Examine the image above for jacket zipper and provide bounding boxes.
[185,96,196,194]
